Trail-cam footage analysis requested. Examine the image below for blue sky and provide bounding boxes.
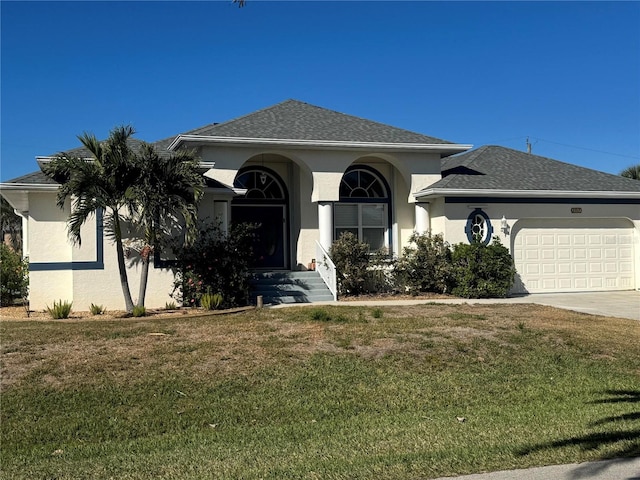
[1,1,639,182]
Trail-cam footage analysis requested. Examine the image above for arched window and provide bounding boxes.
[334,166,391,251]
[233,168,286,202]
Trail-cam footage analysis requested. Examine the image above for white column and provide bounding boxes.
[415,202,430,234]
[318,202,333,251]
[16,211,29,257]
[214,201,228,235]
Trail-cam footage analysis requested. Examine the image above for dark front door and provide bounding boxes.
[232,205,287,269]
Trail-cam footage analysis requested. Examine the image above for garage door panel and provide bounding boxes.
[574,249,587,259]
[513,219,635,293]
[558,278,572,289]
[542,249,555,260]
[541,235,555,245]
[620,248,633,259]
[526,264,540,275]
[620,263,633,274]
[574,262,587,274]
[604,262,617,273]
[573,234,586,245]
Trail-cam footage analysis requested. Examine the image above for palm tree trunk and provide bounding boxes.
[113,215,135,313]
[137,248,150,308]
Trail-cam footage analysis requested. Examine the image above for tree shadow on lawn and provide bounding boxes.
[517,390,640,473]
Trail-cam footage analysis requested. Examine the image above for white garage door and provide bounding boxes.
[513,218,636,293]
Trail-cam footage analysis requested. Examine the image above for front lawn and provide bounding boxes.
[1,304,638,479]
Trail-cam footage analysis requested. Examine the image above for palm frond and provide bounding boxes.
[620,164,640,180]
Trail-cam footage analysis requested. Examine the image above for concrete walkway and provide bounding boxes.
[296,290,640,321]
[431,457,640,480]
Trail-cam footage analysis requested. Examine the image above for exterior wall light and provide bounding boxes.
[500,215,510,235]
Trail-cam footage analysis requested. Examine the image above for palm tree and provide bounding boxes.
[620,164,640,180]
[43,126,140,313]
[1,197,22,253]
[128,143,204,307]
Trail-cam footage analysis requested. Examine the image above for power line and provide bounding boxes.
[480,135,639,160]
[529,137,640,160]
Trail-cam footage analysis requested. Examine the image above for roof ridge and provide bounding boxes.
[184,99,301,136]
[292,100,454,144]
[180,99,455,144]
[485,145,640,183]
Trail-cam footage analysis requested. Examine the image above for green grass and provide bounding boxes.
[1,304,638,479]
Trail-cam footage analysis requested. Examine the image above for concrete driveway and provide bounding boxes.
[506,291,640,321]
[308,290,640,321]
[431,456,640,480]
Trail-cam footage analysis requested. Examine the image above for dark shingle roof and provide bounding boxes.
[427,145,640,193]
[183,99,455,145]
[3,171,58,185]
[47,137,174,159]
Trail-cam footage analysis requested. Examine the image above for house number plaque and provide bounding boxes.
[571,207,582,214]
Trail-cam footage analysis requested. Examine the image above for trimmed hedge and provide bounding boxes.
[330,233,515,298]
[451,238,515,298]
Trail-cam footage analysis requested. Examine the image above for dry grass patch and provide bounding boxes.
[2,303,638,479]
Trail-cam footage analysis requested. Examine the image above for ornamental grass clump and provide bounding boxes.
[200,292,223,310]
[89,303,106,316]
[132,305,146,317]
[47,300,72,319]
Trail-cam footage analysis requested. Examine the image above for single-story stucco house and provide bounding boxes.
[2,100,639,310]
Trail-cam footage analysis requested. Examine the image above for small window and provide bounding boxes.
[465,209,493,245]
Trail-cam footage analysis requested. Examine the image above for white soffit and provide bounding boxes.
[169,135,472,154]
[414,188,640,200]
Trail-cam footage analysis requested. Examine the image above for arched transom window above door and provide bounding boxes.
[233,168,286,201]
[334,166,391,251]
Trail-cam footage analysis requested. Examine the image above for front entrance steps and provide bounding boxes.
[249,271,335,305]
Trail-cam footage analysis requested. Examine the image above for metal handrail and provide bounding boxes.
[315,240,337,301]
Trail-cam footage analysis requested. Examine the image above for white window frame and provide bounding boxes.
[334,202,389,250]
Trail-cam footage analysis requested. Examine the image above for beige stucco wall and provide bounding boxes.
[432,199,640,290]
[197,144,443,269]
[20,145,448,309]
[26,192,181,311]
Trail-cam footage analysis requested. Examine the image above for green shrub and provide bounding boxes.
[201,292,223,310]
[89,303,106,315]
[47,300,72,319]
[330,232,371,295]
[165,301,177,310]
[451,237,515,298]
[132,305,146,317]
[0,244,28,306]
[394,232,453,294]
[172,222,256,308]
[330,232,393,295]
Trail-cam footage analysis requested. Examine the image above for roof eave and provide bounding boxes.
[0,182,59,192]
[169,135,472,155]
[415,188,640,200]
[37,156,216,171]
